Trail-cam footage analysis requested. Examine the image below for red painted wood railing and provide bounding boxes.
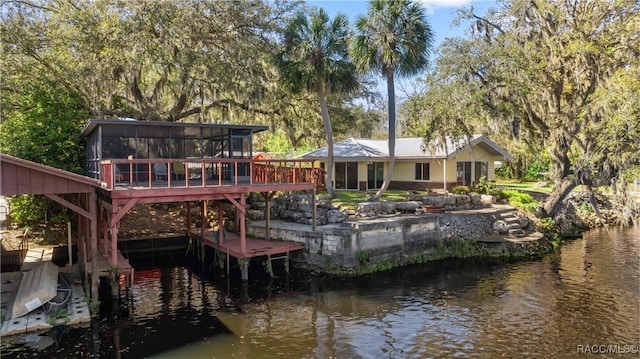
[99,159,325,191]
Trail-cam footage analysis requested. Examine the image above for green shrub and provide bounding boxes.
[356,250,369,265]
[473,177,500,195]
[494,163,512,179]
[525,160,549,181]
[451,185,471,194]
[501,189,536,212]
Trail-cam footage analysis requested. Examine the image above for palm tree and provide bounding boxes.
[351,0,433,199]
[277,9,358,198]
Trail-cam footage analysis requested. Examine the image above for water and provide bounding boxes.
[2,227,638,358]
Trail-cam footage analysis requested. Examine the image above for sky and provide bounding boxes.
[306,0,497,99]
[308,0,495,49]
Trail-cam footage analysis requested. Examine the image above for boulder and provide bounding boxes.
[326,209,347,223]
[493,220,509,234]
[480,194,496,205]
[395,201,420,213]
[380,202,397,214]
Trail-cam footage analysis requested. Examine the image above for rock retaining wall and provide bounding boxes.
[246,193,499,224]
[247,206,548,276]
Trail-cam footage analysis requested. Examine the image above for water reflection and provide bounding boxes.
[4,227,638,358]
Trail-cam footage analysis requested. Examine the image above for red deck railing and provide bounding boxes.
[99,158,325,191]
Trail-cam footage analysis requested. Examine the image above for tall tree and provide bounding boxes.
[447,0,640,217]
[351,0,434,199]
[0,82,88,173]
[1,0,297,122]
[0,81,89,226]
[277,8,358,198]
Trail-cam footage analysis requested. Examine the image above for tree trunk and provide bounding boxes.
[372,72,396,200]
[317,86,336,198]
[542,177,577,218]
[542,138,577,217]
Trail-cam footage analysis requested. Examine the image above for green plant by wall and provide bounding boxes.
[356,250,369,265]
[324,255,332,269]
[432,238,477,259]
[47,309,70,325]
[451,185,471,194]
[473,177,500,195]
[501,189,537,212]
[538,217,562,248]
[263,258,273,274]
[106,265,120,277]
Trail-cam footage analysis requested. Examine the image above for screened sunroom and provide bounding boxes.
[82,119,268,181]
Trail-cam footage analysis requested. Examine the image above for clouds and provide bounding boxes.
[416,0,488,15]
[417,0,473,7]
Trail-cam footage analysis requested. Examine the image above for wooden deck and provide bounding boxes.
[95,158,320,282]
[86,250,133,280]
[189,229,304,260]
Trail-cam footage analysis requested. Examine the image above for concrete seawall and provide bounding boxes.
[247,205,550,275]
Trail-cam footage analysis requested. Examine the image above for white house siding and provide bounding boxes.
[317,144,503,191]
[445,146,499,183]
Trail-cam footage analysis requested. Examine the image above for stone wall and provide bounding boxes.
[246,192,498,224]
[247,207,545,275]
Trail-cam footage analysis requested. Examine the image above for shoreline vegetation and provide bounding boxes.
[3,181,638,275]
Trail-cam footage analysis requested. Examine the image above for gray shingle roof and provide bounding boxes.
[300,134,512,161]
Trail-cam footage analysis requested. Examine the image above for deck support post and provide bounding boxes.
[201,200,207,262]
[102,211,109,256]
[267,254,274,277]
[285,249,290,273]
[239,195,246,256]
[90,191,99,304]
[239,258,249,281]
[110,206,119,266]
[186,202,192,232]
[312,189,317,231]
[264,192,271,241]
[218,202,224,245]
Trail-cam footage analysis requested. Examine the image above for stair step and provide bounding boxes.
[422,205,445,213]
[503,217,520,224]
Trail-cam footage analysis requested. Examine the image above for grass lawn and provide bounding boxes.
[320,181,557,208]
[496,180,554,194]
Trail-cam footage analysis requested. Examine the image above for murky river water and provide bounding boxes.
[3,226,639,358]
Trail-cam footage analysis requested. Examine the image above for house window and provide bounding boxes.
[335,162,358,190]
[475,161,488,182]
[367,162,384,189]
[457,161,488,186]
[457,161,472,186]
[415,163,430,181]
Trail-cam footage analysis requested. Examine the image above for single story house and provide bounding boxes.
[300,134,513,191]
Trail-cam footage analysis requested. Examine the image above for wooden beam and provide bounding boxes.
[46,194,92,219]
[100,199,113,212]
[111,197,140,227]
[223,193,246,215]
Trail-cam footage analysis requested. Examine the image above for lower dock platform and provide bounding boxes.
[189,230,304,259]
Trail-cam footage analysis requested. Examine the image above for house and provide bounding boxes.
[300,134,513,191]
